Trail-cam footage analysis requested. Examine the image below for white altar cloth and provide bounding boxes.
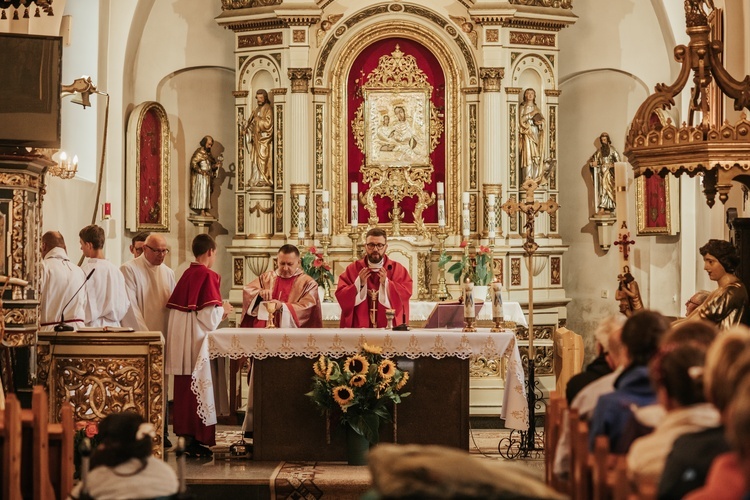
[321,300,528,326]
[191,328,528,430]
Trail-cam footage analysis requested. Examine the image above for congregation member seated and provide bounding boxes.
[588,310,669,453]
[682,326,750,500]
[565,314,625,404]
[726,373,750,499]
[626,340,720,485]
[69,412,178,500]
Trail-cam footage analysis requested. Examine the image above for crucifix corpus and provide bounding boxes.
[501,178,559,453]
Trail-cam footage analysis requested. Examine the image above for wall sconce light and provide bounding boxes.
[48,151,77,179]
[590,214,617,252]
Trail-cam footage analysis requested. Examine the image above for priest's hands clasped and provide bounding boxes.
[358,267,387,284]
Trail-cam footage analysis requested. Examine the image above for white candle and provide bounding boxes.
[438,199,446,227]
[463,281,475,318]
[351,182,358,195]
[615,162,630,266]
[322,207,330,235]
[488,194,496,207]
[322,190,329,203]
[437,182,444,195]
[351,183,358,228]
[299,194,306,207]
[462,209,470,237]
[492,281,504,319]
[488,210,496,239]
[462,191,470,204]
[298,211,306,239]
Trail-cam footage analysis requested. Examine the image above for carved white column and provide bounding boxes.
[480,67,504,238]
[288,68,312,238]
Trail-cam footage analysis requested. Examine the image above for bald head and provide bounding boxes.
[142,234,169,266]
[41,231,65,257]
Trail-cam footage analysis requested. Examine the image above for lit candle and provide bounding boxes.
[491,281,504,320]
[463,281,475,318]
[351,182,358,228]
[437,182,445,227]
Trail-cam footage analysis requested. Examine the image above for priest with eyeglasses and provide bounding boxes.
[335,227,412,328]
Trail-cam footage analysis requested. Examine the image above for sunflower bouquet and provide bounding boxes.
[305,343,410,444]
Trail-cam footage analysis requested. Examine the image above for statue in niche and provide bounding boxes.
[189,135,223,217]
[589,132,620,215]
[242,89,273,188]
[518,88,546,184]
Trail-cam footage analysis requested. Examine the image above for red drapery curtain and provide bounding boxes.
[347,38,445,226]
[139,109,162,224]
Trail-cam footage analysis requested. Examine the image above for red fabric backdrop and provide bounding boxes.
[347,38,445,225]
[139,108,162,224]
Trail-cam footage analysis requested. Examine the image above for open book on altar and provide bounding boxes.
[424,300,484,329]
[77,326,135,332]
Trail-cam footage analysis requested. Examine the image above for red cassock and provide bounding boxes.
[335,256,412,328]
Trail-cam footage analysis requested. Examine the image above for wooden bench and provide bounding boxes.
[0,393,22,500]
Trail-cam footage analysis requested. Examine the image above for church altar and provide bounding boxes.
[320,300,527,326]
[192,328,527,461]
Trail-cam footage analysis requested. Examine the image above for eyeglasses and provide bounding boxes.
[144,244,170,255]
[365,243,386,250]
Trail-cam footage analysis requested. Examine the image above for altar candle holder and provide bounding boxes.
[349,229,360,260]
[319,234,334,303]
[462,279,476,333]
[435,227,451,301]
[491,280,504,332]
[264,301,278,329]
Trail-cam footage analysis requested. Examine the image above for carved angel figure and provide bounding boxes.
[316,14,343,47]
[449,16,477,48]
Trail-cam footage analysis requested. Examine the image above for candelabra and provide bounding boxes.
[435,228,451,301]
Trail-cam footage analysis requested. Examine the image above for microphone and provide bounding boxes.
[54,268,95,332]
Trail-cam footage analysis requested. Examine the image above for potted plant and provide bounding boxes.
[301,246,334,302]
[447,242,493,300]
[306,343,410,465]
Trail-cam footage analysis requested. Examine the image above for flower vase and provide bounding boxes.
[346,426,370,466]
[473,285,489,302]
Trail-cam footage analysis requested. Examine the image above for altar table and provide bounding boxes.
[191,328,528,461]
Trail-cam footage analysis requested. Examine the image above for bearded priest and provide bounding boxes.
[336,227,412,328]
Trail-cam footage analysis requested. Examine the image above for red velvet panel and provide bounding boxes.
[347,38,445,225]
[139,108,162,224]
[644,175,667,229]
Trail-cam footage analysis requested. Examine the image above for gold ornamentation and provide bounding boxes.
[292,29,305,43]
[2,307,36,325]
[290,184,310,237]
[509,31,556,47]
[0,172,40,188]
[469,193,477,232]
[511,257,521,285]
[275,103,283,188]
[469,104,478,189]
[545,89,562,97]
[508,0,572,8]
[550,256,561,285]
[469,356,502,378]
[275,194,284,233]
[480,67,504,92]
[238,32,283,48]
[234,258,244,286]
[494,258,504,283]
[248,201,273,217]
[486,28,499,42]
[518,345,554,375]
[288,68,312,93]
[237,108,245,190]
[237,195,245,233]
[315,104,323,189]
[482,184,503,238]
[148,343,165,459]
[11,189,25,281]
[2,331,35,347]
[516,325,554,340]
[509,103,517,188]
[549,193,558,233]
[417,252,431,300]
[508,194,518,232]
[221,0,281,9]
[232,90,249,98]
[133,102,171,232]
[549,106,557,189]
[448,16,477,48]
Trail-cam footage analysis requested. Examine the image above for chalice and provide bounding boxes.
[264,301,279,329]
[385,308,395,330]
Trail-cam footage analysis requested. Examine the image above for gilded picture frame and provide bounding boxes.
[636,174,680,236]
[364,89,430,167]
[126,101,171,232]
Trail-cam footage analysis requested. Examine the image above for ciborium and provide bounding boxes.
[264,301,278,329]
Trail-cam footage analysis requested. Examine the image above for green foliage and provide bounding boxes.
[300,246,334,288]
[447,243,493,286]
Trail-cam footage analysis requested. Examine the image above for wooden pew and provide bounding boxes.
[591,434,610,500]
[0,393,22,500]
[570,411,591,500]
[48,403,74,499]
[544,391,567,492]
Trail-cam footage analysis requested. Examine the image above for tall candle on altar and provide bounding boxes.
[437,182,446,227]
[321,190,330,235]
[491,281,504,319]
[350,182,358,229]
[463,281,475,318]
[462,192,470,238]
[298,194,306,239]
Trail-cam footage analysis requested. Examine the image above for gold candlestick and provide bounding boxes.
[368,289,379,328]
[349,229,360,261]
[462,280,476,332]
[264,301,278,329]
[435,229,451,301]
[320,234,333,303]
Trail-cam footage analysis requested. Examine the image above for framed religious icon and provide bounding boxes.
[636,174,680,235]
[363,89,430,167]
[126,101,171,232]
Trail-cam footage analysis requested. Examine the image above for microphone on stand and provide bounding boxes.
[54,268,95,332]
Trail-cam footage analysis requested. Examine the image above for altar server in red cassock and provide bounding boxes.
[336,227,412,328]
[239,244,323,437]
[240,244,323,329]
[166,234,232,457]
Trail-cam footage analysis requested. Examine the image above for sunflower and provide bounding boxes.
[396,371,409,390]
[325,360,335,381]
[362,343,383,355]
[332,385,354,407]
[313,356,327,378]
[344,354,369,375]
[378,359,396,380]
[350,374,367,387]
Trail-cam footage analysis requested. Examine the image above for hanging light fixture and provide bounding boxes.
[47,151,77,179]
[624,2,750,208]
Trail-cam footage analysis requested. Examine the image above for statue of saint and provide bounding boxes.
[680,239,749,330]
[589,132,620,215]
[615,268,644,317]
[519,88,546,184]
[189,135,222,217]
[243,89,273,188]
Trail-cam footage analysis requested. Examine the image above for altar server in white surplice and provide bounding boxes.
[120,233,175,334]
[39,231,87,332]
[79,225,130,328]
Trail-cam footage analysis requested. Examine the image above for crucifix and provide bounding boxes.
[614,230,635,260]
[501,178,559,454]
[368,289,379,328]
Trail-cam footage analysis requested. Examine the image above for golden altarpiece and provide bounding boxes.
[218,0,576,414]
